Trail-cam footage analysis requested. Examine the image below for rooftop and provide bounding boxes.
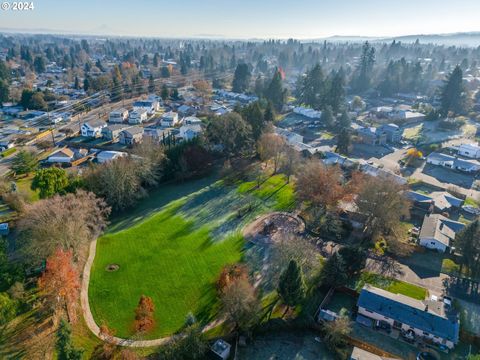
[358,285,459,343]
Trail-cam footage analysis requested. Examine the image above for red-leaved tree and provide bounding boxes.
[38,248,80,323]
[134,295,155,333]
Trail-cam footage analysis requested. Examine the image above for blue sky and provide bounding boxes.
[1,0,480,38]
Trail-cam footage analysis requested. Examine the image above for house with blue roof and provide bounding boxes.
[357,285,460,349]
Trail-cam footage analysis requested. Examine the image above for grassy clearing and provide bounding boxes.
[90,172,295,339]
[15,175,40,202]
[356,272,427,300]
[402,124,423,142]
[441,258,461,276]
[237,174,295,211]
[464,197,479,208]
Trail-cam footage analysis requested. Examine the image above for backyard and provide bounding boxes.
[355,272,428,300]
[88,172,296,339]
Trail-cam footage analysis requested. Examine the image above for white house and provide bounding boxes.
[458,143,480,159]
[47,147,75,164]
[81,119,107,138]
[133,100,160,115]
[109,108,129,123]
[178,124,202,141]
[427,152,480,173]
[128,109,148,124]
[419,214,465,252]
[293,106,322,119]
[160,111,179,127]
[357,285,459,349]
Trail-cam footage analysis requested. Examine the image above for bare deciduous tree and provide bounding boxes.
[17,190,110,262]
[257,132,286,174]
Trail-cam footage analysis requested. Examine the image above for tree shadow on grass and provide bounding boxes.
[194,283,220,326]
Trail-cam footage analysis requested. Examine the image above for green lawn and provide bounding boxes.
[89,172,295,339]
[402,124,423,142]
[15,175,40,202]
[355,272,427,300]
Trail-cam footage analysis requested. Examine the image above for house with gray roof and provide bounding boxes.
[427,152,480,173]
[357,285,459,349]
[357,126,387,146]
[419,214,465,252]
[119,126,144,146]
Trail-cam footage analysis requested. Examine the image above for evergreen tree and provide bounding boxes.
[0,60,10,82]
[161,84,169,100]
[455,220,480,276]
[353,42,375,93]
[327,69,345,113]
[148,75,156,93]
[440,65,468,116]
[161,66,171,78]
[298,64,325,110]
[153,52,160,67]
[33,56,46,73]
[277,259,306,314]
[337,110,351,130]
[232,63,251,93]
[243,101,265,140]
[321,253,347,288]
[11,150,38,176]
[321,106,335,129]
[31,167,69,199]
[73,76,80,90]
[264,101,275,123]
[336,128,351,155]
[0,80,8,103]
[265,69,286,112]
[56,319,84,360]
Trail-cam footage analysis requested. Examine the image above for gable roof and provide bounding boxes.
[84,119,106,128]
[358,285,459,343]
[122,126,144,136]
[419,214,465,246]
[49,147,74,158]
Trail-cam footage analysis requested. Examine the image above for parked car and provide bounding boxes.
[417,352,438,360]
[462,205,480,215]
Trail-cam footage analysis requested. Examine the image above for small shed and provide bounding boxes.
[210,339,231,360]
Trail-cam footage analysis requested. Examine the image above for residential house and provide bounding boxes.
[96,150,127,164]
[0,135,16,150]
[102,124,131,142]
[419,214,465,252]
[81,119,107,138]
[177,104,195,117]
[357,127,387,146]
[406,191,434,217]
[133,100,160,115]
[406,191,464,216]
[357,285,460,349]
[183,116,202,125]
[274,127,303,145]
[458,143,480,159]
[47,147,75,164]
[360,163,408,185]
[293,106,322,119]
[128,109,148,124]
[379,123,402,143]
[144,127,171,143]
[160,111,179,127]
[427,152,480,173]
[178,123,202,141]
[109,108,129,123]
[119,126,144,146]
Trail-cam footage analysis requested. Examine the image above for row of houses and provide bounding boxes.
[426,152,480,173]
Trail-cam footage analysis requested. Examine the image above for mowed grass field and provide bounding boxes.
[89,172,295,339]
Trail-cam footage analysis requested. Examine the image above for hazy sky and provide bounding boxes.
[1,0,480,39]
